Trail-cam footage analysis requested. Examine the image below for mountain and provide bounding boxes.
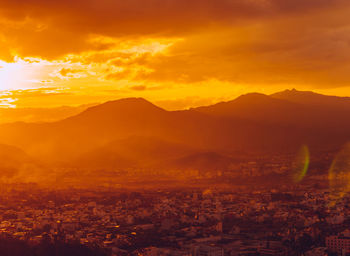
[192,91,350,129]
[193,93,309,125]
[194,90,350,146]
[0,98,172,161]
[0,90,349,174]
[0,97,280,161]
[271,89,350,131]
[271,88,350,110]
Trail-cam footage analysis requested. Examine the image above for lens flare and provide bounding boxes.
[328,143,350,206]
[292,145,310,183]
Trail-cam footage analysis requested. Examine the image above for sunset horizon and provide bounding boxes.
[1,87,350,110]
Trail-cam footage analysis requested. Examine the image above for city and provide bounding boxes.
[0,165,347,256]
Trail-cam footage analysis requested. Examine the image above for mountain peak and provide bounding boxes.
[81,97,165,115]
[272,88,317,97]
[192,92,299,121]
[234,92,271,102]
[61,97,167,125]
[271,89,350,108]
[101,97,159,107]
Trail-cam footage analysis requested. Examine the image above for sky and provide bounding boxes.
[0,0,350,109]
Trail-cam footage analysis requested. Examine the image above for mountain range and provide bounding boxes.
[0,88,349,181]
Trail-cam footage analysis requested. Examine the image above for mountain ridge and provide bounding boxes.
[0,89,349,176]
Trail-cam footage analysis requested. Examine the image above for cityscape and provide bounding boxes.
[0,180,348,256]
[0,149,348,256]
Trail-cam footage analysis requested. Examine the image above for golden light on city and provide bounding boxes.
[328,143,350,207]
[292,145,310,183]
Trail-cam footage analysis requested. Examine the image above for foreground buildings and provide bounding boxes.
[0,177,347,256]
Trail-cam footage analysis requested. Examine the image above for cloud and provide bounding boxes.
[0,97,16,108]
[0,0,350,106]
[0,0,347,59]
[100,6,350,87]
[129,85,147,91]
[128,84,168,91]
[54,68,87,80]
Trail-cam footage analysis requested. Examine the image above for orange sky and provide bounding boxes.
[0,0,350,109]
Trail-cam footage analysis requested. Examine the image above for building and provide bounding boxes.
[326,235,350,255]
[192,245,224,256]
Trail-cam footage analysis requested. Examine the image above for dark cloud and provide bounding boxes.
[129,85,147,91]
[0,0,347,58]
[101,6,350,87]
[0,0,350,89]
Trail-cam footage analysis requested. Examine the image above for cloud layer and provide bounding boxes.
[0,0,350,108]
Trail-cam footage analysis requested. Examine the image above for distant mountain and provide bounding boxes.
[0,90,349,174]
[0,104,95,124]
[194,90,350,146]
[0,98,174,161]
[193,91,350,128]
[271,89,350,109]
[193,92,308,125]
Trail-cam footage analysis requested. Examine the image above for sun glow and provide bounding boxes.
[0,60,27,90]
[0,57,59,92]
